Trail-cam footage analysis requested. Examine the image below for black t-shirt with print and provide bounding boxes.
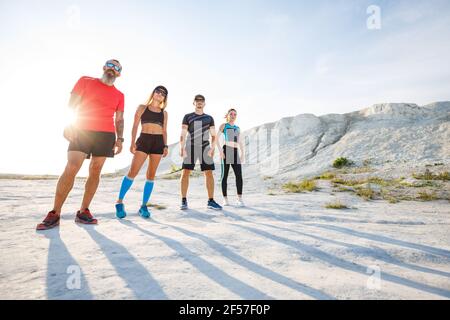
[182,112,215,147]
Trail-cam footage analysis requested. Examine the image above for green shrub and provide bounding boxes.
[413,169,449,181]
[315,172,336,180]
[416,191,438,201]
[355,186,375,200]
[333,157,353,168]
[283,180,318,193]
[325,201,349,209]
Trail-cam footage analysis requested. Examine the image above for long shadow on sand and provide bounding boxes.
[157,221,335,300]
[118,219,273,299]
[226,206,450,260]
[307,223,450,259]
[233,224,450,298]
[81,226,168,299]
[220,209,450,285]
[43,229,94,299]
[259,222,450,278]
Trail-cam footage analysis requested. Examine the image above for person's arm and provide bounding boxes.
[68,93,82,109]
[180,115,189,157]
[130,105,145,154]
[162,111,169,157]
[209,126,217,157]
[69,77,85,109]
[238,131,245,164]
[179,125,188,157]
[217,123,225,158]
[114,111,124,155]
[63,85,83,141]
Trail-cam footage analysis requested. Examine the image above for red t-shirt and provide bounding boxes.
[71,76,125,133]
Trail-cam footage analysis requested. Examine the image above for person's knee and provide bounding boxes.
[65,162,80,176]
[146,172,156,181]
[127,170,138,179]
[204,170,214,179]
[89,162,104,176]
[181,169,191,179]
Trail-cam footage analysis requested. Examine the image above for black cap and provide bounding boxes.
[194,94,205,101]
[154,85,168,95]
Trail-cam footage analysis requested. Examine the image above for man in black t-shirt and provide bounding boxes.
[179,95,222,211]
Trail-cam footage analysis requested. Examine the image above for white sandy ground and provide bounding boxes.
[0,172,449,300]
[1,102,449,299]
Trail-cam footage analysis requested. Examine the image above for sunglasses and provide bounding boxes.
[154,89,167,97]
[105,62,122,73]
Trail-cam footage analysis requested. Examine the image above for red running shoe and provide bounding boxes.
[75,208,98,225]
[36,210,60,231]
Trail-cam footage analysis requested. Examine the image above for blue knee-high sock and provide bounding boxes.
[142,180,154,206]
[118,176,134,201]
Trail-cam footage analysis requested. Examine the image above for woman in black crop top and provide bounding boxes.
[115,85,169,219]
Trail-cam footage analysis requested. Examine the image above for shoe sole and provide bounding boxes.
[116,212,127,219]
[139,211,151,219]
[207,206,223,210]
[36,221,60,231]
[75,217,98,225]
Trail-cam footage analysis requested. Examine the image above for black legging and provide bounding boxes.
[221,146,243,197]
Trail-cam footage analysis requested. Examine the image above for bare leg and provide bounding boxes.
[146,154,163,180]
[181,169,191,198]
[204,170,214,199]
[116,151,148,203]
[80,156,107,211]
[52,151,86,214]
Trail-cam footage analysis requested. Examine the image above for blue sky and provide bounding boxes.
[1,0,449,175]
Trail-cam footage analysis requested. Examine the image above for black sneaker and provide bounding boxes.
[207,199,222,210]
[180,199,188,210]
[75,208,98,225]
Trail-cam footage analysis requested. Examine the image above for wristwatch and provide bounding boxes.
[117,137,124,142]
[164,145,168,149]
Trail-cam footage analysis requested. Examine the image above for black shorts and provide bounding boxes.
[136,133,165,155]
[182,144,215,171]
[68,129,116,158]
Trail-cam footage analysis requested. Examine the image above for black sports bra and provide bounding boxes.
[141,107,164,127]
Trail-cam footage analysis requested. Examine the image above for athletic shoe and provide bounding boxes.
[237,198,245,207]
[207,199,223,210]
[115,203,127,219]
[223,197,230,206]
[180,199,188,210]
[138,205,151,219]
[36,210,60,230]
[75,208,98,225]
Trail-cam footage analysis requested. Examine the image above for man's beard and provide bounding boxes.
[103,70,116,83]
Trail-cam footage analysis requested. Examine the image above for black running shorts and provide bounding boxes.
[68,129,116,158]
[182,144,215,171]
[135,133,165,155]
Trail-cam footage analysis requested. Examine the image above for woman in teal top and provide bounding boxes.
[217,108,245,207]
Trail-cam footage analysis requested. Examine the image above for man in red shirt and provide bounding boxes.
[37,59,125,230]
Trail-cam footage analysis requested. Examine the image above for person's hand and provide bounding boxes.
[130,142,137,154]
[163,147,169,158]
[114,140,123,155]
[219,150,225,160]
[180,148,187,158]
[208,148,214,158]
[63,125,77,142]
[240,153,246,165]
